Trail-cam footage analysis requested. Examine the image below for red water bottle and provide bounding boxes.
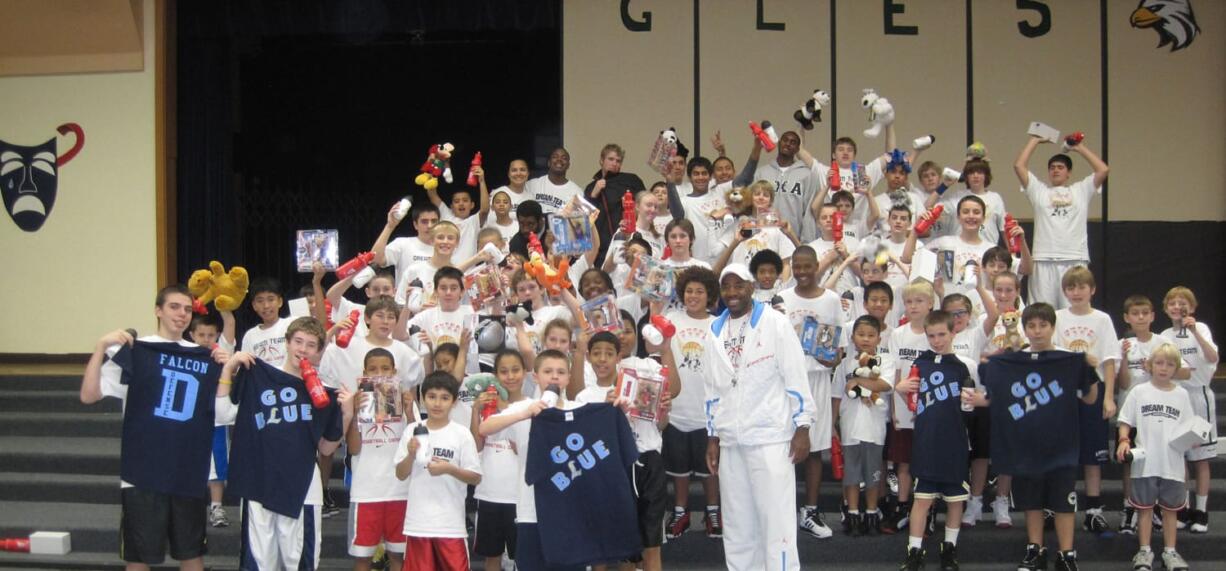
[620,191,637,234]
[323,299,334,330]
[828,164,842,191]
[527,231,545,256]
[832,211,844,243]
[481,384,499,421]
[1004,213,1022,255]
[749,121,778,152]
[914,204,943,235]
[0,538,29,552]
[467,151,483,187]
[650,315,676,339]
[336,252,374,280]
[907,365,920,413]
[300,359,331,409]
[831,434,845,480]
[335,309,361,348]
[1062,131,1084,151]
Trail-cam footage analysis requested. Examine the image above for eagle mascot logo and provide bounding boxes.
[1131,0,1200,52]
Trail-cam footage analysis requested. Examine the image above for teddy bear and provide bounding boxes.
[860,89,895,139]
[719,185,755,220]
[187,261,249,314]
[793,89,831,130]
[414,142,455,191]
[997,310,1026,352]
[463,373,510,420]
[849,352,885,405]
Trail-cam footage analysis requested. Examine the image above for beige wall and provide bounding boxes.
[563,0,1226,222]
[0,0,158,354]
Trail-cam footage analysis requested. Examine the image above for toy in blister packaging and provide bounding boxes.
[756,209,782,229]
[295,229,338,272]
[799,317,841,363]
[549,213,594,255]
[464,264,503,307]
[625,255,676,303]
[580,294,623,334]
[616,366,667,423]
[647,127,680,175]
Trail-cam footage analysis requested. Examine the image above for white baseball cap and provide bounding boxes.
[719,264,753,283]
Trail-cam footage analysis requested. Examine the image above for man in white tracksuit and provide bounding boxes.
[704,264,815,571]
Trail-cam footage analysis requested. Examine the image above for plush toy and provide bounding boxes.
[414,143,455,191]
[884,148,911,174]
[464,373,508,400]
[187,261,249,313]
[793,89,831,130]
[998,310,1025,352]
[722,186,754,218]
[506,300,534,326]
[850,352,885,405]
[860,89,895,138]
[965,141,988,161]
[523,232,573,296]
[858,235,890,268]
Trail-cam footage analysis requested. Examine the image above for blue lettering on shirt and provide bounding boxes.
[916,370,962,416]
[548,432,612,491]
[254,386,313,430]
[1006,372,1065,420]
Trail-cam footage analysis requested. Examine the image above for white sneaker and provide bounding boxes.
[962,496,983,526]
[993,495,1012,528]
[1131,548,1153,571]
[798,507,833,539]
[1160,550,1189,571]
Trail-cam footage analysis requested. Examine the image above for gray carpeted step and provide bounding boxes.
[0,390,119,414]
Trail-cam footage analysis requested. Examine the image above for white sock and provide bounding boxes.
[944,526,960,545]
[707,504,719,512]
[971,495,982,504]
[908,536,923,549]
[849,510,861,516]
[804,504,816,512]
[1138,545,1152,553]
[1195,494,1208,512]
[210,501,221,509]
[1164,547,1177,554]
[674,505,686,514]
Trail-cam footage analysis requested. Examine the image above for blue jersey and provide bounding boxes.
[980,350,1097,476]
[227,360,343,517]
[525,403,640,566]
[113,341,220,498]
[910,351,972,483]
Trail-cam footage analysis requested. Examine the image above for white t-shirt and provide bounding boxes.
[396,260,447,310]
[888,324,930,429]
[330,298,368,339]
[438,203,481,261]
[808,236,862,294]
[667,311,715,433]
[1119,382,1196,482]
[952,325,990,364]
[506,304,572,355]
[1023,173,1098,262]
[1055,309,1121,382]
[882,235,919,291]
[349,377,412,503]
[483,216,519,245]
[833,350,894,446]
[394,420,482,538]
[723,225,795,268]
[939,188,1007,246]
[317,336,423,392]
[1160,323,1218,389]
[925,235,994,298]
[527,175,583,214]
[408,305,476,354]
[384,237,435,288]
[241,318,290,368]
[1119,333,1180,403]
[679,191,730,264]
[874,187,928,236]
[473,404,525,504]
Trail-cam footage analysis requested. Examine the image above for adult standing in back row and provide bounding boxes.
[585,144,647,266]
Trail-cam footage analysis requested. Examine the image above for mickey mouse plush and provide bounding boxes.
[414,143,455,191]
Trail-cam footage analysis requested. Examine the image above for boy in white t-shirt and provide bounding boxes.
[883,279,936,534]
[393,371,482,571]
[658,266,723,539]
[1012,133,1109,308]
[241,278,290,368]
[325,269,398,341]
[425,163,489,261]
[374,203,440,289]
[407,267,477,370]
[345,348,413,570]
[775,246,843,540]
[715,181,800,280]
[808,203,860,295]
[833,315,896,536]
[1159,286,1220,533]
[1054,266,1119,534]
[1115,294,1188,536]
[1117,343,1195,571]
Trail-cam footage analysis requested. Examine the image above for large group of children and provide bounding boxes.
[81,117,1219,571]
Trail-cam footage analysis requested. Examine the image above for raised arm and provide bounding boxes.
[372,204,405,267]
[1013,137,1043,188]
[80,330,133,404]
[567,330,589,401]
[1072,143,1109,188]
[476,166,491,224]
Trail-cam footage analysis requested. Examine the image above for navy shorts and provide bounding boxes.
[1012,466,1079,513]
[1078,398,1109,465]
[914,479,970,502]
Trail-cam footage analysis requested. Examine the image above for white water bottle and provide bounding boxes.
[540,384,560,407]
[413,424,430,467]
[394,197,412,221]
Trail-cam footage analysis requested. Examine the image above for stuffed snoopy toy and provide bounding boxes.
[860,89,895,138]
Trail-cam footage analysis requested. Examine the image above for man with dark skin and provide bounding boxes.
[702,264,814,571]
[754,131,819,243]
[528,147,584,215]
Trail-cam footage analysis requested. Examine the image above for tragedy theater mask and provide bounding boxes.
[0,123,84,232]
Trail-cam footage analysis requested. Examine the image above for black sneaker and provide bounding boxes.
[848,513,864,537]
[1174,506,1190,530]
[1054,550,1079,571]
[900,546,925,570]
[321,492,340,519]
[882,504,910,535]
[1018,543,1048,571]
[863,511,882,535]
[841,501,853,532]
[939,542,959,571]
[1082,508,1108,533]
[1189,508,1209,533]
[1119,506,1137,535]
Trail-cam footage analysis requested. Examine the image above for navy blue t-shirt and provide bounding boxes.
[911,351,972,484]
[227,360,343,517]
[979,350,1098,476]
[114,341,220,498]
[525,403,640,566]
